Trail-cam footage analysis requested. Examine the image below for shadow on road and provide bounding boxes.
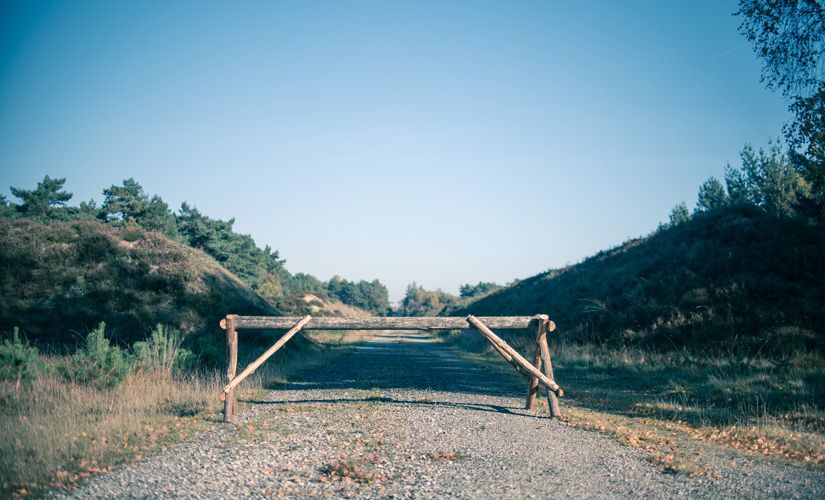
[252,331,537,411]
[243,394,553,420]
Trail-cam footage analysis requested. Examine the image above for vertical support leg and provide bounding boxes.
[539,320,561,418]
[223,315,238,422]
[525,319,544,410]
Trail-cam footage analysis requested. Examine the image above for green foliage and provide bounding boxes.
[0,328,40,383]
[668,202,691,226]
[401,282,459,316]
[64,322,130,388]
[460,205,825,358]
[326,276,390,315]
[702,141,810,216]
[176,202,285,291]
[737,0,825,214]
[459,281,502,298]
[741,142,810,215]
[0,195,14,217]
[9,175,72,218]
[101,178,178,238]
[1,176,390,355]
[695,177,728,212]
[282,272,324,296]
[0,217,280,359]
[132,324,194,377]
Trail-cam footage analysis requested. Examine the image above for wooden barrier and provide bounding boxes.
[219,314,562,422]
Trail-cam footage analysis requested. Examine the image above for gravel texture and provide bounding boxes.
[55,332,824,498]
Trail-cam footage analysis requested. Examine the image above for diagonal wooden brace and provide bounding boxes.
[222,315,312,397]
[467,315,563,397]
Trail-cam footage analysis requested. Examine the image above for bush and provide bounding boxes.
[133,324,194,377]
[0,328,40,384]
[64,322,130,388]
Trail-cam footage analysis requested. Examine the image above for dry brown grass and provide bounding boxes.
[0,371,222,496]
[445,334,825,474]
[0,341,356,497]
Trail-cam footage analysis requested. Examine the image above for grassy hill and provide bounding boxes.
[0,216,378,494]
[0,217,314,362]
[458,205,825,357]
[449,206,825,459]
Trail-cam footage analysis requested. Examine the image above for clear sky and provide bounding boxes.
[0,0,789,303]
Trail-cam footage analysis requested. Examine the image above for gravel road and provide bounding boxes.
[56,331,824,498]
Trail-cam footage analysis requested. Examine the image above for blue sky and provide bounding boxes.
[0,1,789,302]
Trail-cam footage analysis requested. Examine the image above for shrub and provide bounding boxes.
[0,328,40,384]
[133,324,194,377]
[64,322,130,388]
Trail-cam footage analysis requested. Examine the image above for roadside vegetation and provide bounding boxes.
[448,147,825,470]
[0,180,384,496]
[0,322,357,496]
[0,176,390,317]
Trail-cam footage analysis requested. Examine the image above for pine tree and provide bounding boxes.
[9,175,72,216]
[696,177,729,212]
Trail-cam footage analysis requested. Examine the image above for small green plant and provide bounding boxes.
[64,322,130,388]
[0,327,40,385]
[133,324,194,377]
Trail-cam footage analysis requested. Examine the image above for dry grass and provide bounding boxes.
[0,371,222,496]
[0,341,357,497]
[445,332,825,473]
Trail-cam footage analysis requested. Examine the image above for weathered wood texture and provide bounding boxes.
[223,315,238,422]
[525,319,546,410]
[218,312,563,420]
[479,329,532,379]
[540,327,561,417]
[222,316,311,397]
[227,315,543,331]
[467,315,562,396]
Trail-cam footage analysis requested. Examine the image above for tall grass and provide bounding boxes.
[0,369,224,496]
[442,330,825,467]
[0,326,357,496]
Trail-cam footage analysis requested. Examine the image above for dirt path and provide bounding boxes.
[56,332,824,498]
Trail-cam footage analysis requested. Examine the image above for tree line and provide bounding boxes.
[0,177,390,314]
[668,1,824,227]
[398,281,503,316]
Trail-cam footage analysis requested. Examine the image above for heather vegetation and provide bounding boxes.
[447,2,825,461]
[0,178,388,494]
[0,176,390,316]
[449,203,825,465]
[0,319,353,495]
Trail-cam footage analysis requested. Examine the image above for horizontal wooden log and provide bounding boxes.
[224,315,547,331]
[467,315,563,396]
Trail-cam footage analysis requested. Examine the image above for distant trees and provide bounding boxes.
[401,283,459,316]
[3,176,390,313]
[326,276,390,315]
[459,281,501,298]
[399,281,500,316]
[737,0,825,214]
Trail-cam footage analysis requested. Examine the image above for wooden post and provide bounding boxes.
[467,315,562,396]
[222,315,312,396]
[223,315,238,422]
[540,320,560,417]
[525,315,548,410]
